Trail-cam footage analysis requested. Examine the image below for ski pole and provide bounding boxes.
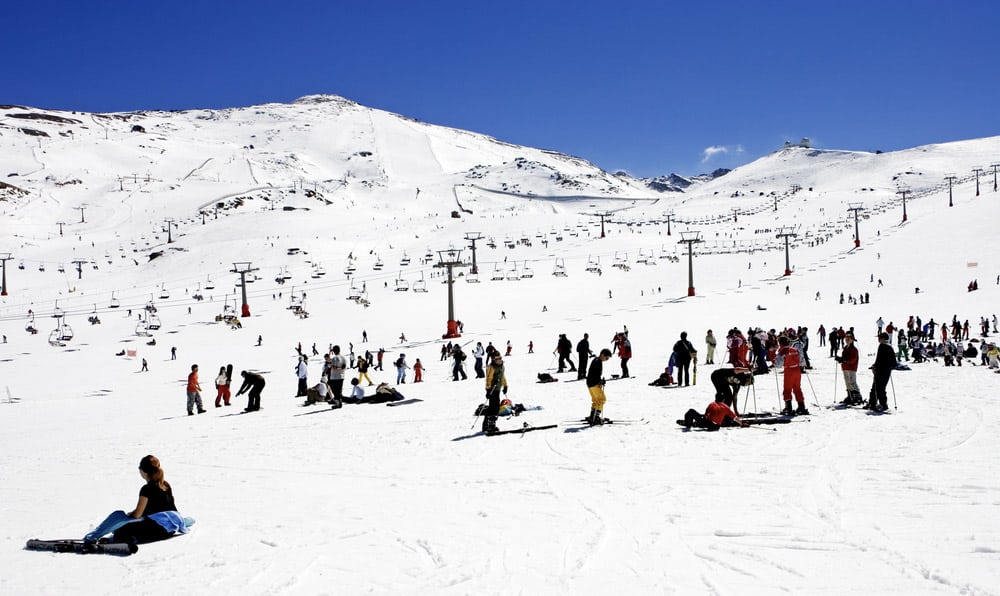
[832,359,839,406]
[470,398,488,429]
[752,382,758,413]
[774,366,782,411]
[889,375,897,410]
[744,423,777,432]
[803,367,820,408]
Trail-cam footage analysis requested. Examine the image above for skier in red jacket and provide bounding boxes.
[777,334,808,415]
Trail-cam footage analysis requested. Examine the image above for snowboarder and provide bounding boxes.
[585,349,613,425]
[482,353,508,434]
[235,370,266,412]
[214,365,231,407]
[83,455,191,546]
[186,364,205,416]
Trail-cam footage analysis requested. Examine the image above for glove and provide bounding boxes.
[834,356,841,363]
[502,386,508,395]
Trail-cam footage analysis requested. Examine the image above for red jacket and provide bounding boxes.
[705,401,738,426]
[840,343,859,371]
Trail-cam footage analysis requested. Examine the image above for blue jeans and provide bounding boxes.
[85,510,140,542]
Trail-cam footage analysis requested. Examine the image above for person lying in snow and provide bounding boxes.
[677,395,748,431]
[83,455,192,545]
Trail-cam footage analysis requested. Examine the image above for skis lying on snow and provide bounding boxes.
[486,423,558,436]
[385,398,423,407]
[25,539,137,556]
[566,417,647,425]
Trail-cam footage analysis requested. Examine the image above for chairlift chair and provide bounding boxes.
[394,277,410,292]
[48,329,66,347]
[490,265,505,281]
[465,271,480,283]
[135,318,152,337]
[159,284,170,299]
[520,262,534,279]
[552,259,568,277]
[413,272,428,293]
[58,263,65,273]
[505,267,520,282]
[39,263,45,272]
[147,314,161,331]
[59,321,74,342]
[204,275,215,290]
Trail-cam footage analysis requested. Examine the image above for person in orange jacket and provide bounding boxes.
[776,334,808,415]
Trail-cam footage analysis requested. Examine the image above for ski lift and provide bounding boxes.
[48,329,66,347]
[54,316,73,342]
[18,260,25,270]
[25,313,37,334]
[145,299,157,313]
[91,260,99,270]
[413,272,428,293]
[490,264,505,281]
[520,262,534,279]
[38,263,45,272]
[58,263,65,273]
[135,316,152,337]
[394,276,410,292]
[204,275,215,290]
[400,252,411,266]
[486,238,497,249]
[505,266,520,282]
[147,313,162,331]
[52,301,65,319]
[88,305,101,325]
[552,259,568,277]
[373,257,383,271]
[159,284,170,299]
[659,245,671,259]
[612,252,629,271]
[347,283,363,301]
[585,256,601,274]
[465,269,480,283]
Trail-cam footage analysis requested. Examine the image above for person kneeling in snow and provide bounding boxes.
[678,396,748,431]
[84,455,192,545]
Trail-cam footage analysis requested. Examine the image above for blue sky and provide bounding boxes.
[4,1,997,177]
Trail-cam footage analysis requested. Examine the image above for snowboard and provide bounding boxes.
[385,398,423,407]
[25,539,137,556]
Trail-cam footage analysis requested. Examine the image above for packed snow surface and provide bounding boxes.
[1,98,999,595]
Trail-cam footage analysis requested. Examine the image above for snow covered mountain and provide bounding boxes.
[2,95,1000,595]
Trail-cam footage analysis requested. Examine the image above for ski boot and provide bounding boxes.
[590,409,604,426]
[795,402,809,415]
[482,416,499,434]
[781,401,794,416]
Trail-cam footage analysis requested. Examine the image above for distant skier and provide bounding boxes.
[576,333,592,380]
[555,334,576,373]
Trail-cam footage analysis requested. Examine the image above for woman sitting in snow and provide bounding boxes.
[84,455,191,545]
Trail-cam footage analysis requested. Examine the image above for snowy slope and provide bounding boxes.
[1,96,1000,595]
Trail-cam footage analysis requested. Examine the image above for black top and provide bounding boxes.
[576,338,590,355]
[872,342,897,374]
[140,482,177,516]
[586,357,604,388]
[672,339,695,363]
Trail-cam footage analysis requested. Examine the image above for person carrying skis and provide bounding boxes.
[84,455,191,546]
[776,333,808,415]
[836,332,862,405]
[482,352,508,434]
[866,332,897,412]
[678,395,748,431]
[586,349,613,425]
[709,367,753,415]
[235,370,266,412]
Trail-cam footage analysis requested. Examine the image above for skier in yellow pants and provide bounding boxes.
[586,349,613,425]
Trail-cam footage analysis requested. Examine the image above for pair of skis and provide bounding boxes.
[25,538,137,556]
